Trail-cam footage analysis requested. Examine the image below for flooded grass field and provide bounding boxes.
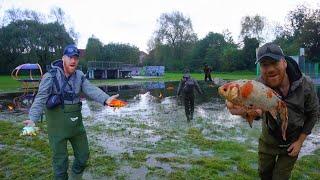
[1,80,320,179]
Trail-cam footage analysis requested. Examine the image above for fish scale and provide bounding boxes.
[218,79,288,140]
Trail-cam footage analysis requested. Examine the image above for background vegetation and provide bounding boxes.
[0,5,319,74]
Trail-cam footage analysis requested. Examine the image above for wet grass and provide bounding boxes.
[0,120,120,179]
[0,76,21,93]
[0,71,256,93]
[0,120,53,179]
[121,151,148,168]
[1,118,319,179]
[88,155,117,176]
[292,149,320,179]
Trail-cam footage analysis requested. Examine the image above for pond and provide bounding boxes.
[0,80,319,178]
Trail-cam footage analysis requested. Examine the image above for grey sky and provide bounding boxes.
[1,0,319,52]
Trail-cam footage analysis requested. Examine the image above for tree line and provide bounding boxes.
[0,5,319,74]
[146,5,320,72]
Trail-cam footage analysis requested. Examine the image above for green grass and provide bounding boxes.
[0,76,22,93]
[0,120,119,179]
[167,127,320,179]
[0,120,319,179]
[0,71,256,93]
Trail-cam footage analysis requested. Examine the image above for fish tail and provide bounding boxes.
[278,101,288,140]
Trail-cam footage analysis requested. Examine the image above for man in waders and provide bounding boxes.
[203,63,212,81]
[177,70,203,122]
[24,44,119,180]
[226,43,319,179]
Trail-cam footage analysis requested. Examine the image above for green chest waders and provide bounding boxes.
[46,103,89,180]
[258,119,298,180]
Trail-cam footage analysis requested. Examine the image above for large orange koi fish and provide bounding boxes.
[218,79,288,140]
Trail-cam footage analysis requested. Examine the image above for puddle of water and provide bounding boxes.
[118,166,148,180]
[1,80,320,177]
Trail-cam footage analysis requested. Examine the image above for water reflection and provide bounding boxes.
[0,81,319,159]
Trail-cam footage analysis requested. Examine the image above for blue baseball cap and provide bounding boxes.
[63,44,80,57]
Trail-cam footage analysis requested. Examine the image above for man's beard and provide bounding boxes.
[264,71,285,88]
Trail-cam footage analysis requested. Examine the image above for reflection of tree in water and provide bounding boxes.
[13,93,35,112]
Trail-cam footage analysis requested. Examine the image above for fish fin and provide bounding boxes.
[269,109,278,120]
[245,110,259,128]
[246,110,259,128]
[247,118,253,128]
[278,101,288,141]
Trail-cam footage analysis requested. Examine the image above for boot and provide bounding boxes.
[186,115,191,122]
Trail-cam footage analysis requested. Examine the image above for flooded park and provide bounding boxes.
[1,80,320,179]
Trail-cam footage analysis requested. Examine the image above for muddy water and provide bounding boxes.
[1,80,320,178]
[79,81,320,178]
[82,81,320,156]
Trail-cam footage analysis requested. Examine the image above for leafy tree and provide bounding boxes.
[300,9,320,61]
[241,37,259,70]
[288,5,308,36]
[190,32,231,71]
[220,47,241,71]
[0,8,75,74]
[289,5,320,61]
[240,15,266,42]
[275,5,320,61]
[153,11,197,60]
[102,43,140,64]
[85,36,103,61]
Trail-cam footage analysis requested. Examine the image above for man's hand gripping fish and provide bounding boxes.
[218,79,288,140]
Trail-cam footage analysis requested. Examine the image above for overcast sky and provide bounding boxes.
[0,0,319,52]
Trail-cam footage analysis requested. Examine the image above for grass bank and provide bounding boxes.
[0,71,256,94]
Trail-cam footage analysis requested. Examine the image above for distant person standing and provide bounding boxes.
[177,70,203,121]
[203,63,213,81]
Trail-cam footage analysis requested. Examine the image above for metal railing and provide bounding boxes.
[87,61,124,70]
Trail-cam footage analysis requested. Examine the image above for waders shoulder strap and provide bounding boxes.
[49,68,61,94]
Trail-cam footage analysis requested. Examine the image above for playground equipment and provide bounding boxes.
[11,63,43,110]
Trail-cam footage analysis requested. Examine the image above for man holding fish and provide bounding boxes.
[23,44,121,180]
[220,43,319,180]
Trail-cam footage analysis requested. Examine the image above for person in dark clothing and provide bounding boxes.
[177,72,203,121]
[203,63,213,81]
[226,43,319,180]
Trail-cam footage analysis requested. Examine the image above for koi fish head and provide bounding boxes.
[218,82,240,101]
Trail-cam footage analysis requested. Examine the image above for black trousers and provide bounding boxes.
[204,73,212,81]
[184,94,194,121]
